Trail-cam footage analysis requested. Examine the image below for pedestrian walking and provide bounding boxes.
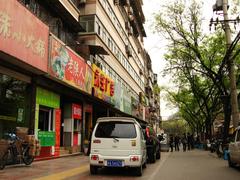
[187,132,191,150]
[87,127,93,156]
[169,134,174,152]
[182,133,187,152]
[174,135,180,151]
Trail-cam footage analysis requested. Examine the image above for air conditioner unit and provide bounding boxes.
[128,27,133,36]
[125,45,132,57]
[125,21,130,30]
[128,7,133,15]
[129,14,134,21]
[113,0,119,5]
[138,48,141,54]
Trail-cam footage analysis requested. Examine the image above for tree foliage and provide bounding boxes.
[153,0,240,138]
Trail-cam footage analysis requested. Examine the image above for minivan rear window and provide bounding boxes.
[95,121,137,138]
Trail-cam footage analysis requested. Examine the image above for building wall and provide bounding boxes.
[79,0,145,98]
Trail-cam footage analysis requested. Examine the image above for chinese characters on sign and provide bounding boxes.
[0,0,49,72]
[49,36,92,94]
[92,64,115,103]
[72,104,82,119]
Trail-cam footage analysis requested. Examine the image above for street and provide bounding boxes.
[0,149,239,180]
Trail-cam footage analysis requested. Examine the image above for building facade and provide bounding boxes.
[0,0,161,159]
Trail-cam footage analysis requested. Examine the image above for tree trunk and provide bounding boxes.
[222,95,231,142]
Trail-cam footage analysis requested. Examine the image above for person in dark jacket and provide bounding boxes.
[87,127,93,156]
[182,133,187,152]
[169,134,174,152]
[174,135,180,151]
[187,133,191,150]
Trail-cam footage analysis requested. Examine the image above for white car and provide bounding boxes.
[228,126,240,167]
[89,117,147,176]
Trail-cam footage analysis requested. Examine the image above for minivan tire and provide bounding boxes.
[90,165,98,175]
[135,165,142,176]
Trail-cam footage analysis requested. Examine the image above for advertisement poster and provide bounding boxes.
[72,104,82,119]
[92,64,114,103]
[0,0,49,72]
[49,36,92,94]
[55,109,61,157]
[123,89,132,115]
[113,82,121,110]
[131,97,140,117]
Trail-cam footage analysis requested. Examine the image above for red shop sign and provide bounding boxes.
[72,104,82,119]
[0,0,49,72]
[49,36,89,93]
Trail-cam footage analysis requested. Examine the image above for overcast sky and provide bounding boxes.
[142,0,215,119]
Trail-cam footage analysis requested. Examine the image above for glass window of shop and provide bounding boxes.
[0,73,30,139]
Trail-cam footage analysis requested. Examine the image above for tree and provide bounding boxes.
[153,0,240,139]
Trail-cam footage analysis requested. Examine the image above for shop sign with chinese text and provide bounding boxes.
[113,82,121,110]
[92,64,114,103]
[0,0,49,72]
[123,89,132,115]
[36,87,60,108]
[72,103,82,119]
[49,36,92,94]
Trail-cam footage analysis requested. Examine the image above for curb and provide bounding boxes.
[34,152,84,162]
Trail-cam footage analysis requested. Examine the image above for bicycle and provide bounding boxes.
[0,133,34,170]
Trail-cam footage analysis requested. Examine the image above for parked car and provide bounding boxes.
[89,117,147,176]
[145,126,161,163]
[159,133,169,152]
[228,126,240,167]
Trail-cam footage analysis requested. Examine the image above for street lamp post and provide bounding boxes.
[211,0,240,129]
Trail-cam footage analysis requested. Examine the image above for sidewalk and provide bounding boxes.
[0,154,89,180]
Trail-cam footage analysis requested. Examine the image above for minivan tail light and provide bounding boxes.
[93,139,101,143]
[130,156,139,162]
[91,155,99,161]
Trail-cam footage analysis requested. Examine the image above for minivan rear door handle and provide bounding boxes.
[113,137,119,142]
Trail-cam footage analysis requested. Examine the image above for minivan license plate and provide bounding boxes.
[107,160,122,167]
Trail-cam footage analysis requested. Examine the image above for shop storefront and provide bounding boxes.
[48,34,93,154]
[0,0,49,138]
[35,87,60,158]
[0,68,31,138]
[63,103,82,153]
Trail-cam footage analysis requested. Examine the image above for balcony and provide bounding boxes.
[40,0,82,32]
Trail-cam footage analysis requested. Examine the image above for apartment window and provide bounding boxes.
[102,31,106,42]
[80,15,95,33]
[97,22,101,36]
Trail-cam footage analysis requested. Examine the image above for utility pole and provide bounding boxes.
[222,0,240,128]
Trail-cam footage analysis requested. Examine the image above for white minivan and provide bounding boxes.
[89,117,147,176]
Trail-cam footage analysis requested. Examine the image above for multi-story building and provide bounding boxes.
[0,0,161,159]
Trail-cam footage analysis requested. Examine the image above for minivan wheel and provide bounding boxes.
[143,160,147,169]
[135,165,142,176]
[90,165,98,175]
